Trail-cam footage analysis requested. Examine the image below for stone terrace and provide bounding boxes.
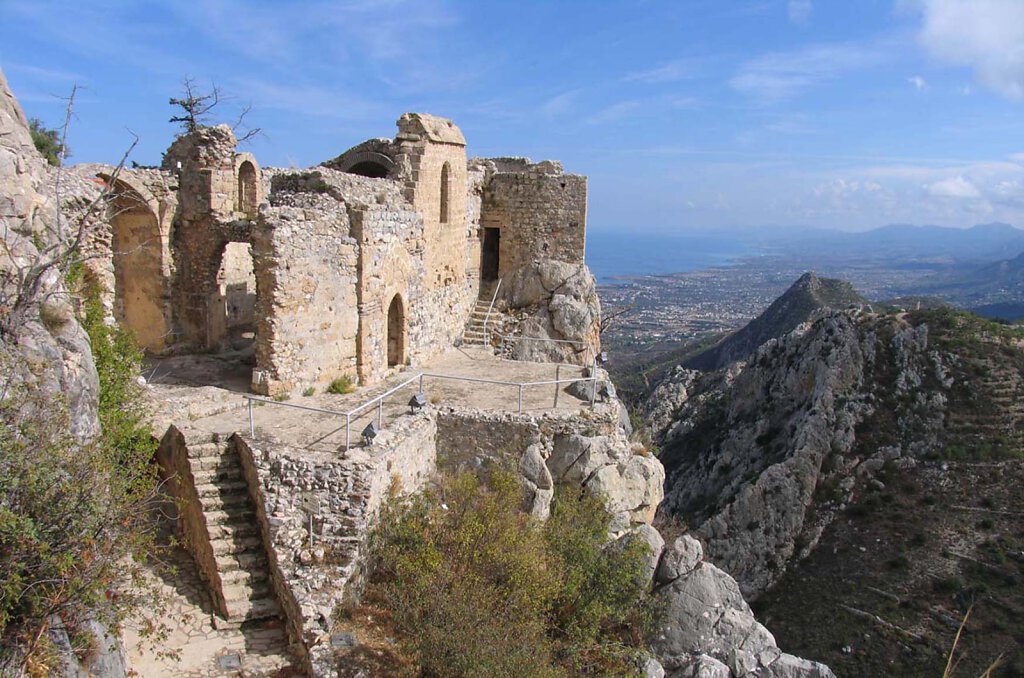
[147,345,597,453]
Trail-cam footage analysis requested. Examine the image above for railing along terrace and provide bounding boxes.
[241,367,599,452]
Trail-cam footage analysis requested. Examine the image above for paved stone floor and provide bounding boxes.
[147,345,595,453]
[123,514,299,677]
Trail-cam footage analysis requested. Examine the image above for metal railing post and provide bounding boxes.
[345,413,351,451]
[419,374,424,392]
[589,359,598,408]
[518,383,524,413]
[248,398,254,437]
[554,364,560,408]
[378,399,383,427]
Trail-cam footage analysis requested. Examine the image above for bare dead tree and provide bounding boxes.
[0,85,138,339]
[168,76,221,134]
[169,76,262,143]
[600,303,635,336]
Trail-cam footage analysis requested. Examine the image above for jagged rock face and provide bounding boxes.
[648,308,953,596]
[0,67,99,441]
[643,534,835,678]
[500,259,601,364]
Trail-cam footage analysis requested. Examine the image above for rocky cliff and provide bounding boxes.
[0,67,99,442]
[0,67,128,677]
[645,297,1024,675]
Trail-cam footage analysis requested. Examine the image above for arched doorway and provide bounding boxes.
[237,161,258,218]
[387,294,405,367]
[110,183,167,351]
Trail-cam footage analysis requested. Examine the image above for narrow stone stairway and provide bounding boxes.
[187,440,282,625]
[462,280,499,345]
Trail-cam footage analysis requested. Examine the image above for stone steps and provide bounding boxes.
[178,436,284,626]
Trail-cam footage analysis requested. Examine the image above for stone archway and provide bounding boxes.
[109,180,169,351]
[387,294,405,367]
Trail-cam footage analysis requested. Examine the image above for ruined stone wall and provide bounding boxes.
[237,414,436,675]
[350,201,424,384]
[251,191,360,396]
[481,161,587,277]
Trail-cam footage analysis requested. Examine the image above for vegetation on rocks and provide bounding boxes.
[0,274,163,674]
[27,118,64,166]
[363,468,656,677]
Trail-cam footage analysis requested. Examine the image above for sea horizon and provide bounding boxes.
[585,230,755,284]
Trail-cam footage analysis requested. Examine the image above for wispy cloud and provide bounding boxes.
[730,42,885,101]
[624,58,704,84]
[541,89,580,116]
[908,75,928,90]
[585,100,645,125]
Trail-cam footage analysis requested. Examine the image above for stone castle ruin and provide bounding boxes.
[85,113,598,396]
[2,78,829,676]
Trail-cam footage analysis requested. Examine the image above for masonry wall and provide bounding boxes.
[251,192,360,396]
[481,165,588,277]
[237,414,436,676]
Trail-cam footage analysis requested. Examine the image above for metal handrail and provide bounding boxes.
[242,365,599,450]
[482,278,502,344]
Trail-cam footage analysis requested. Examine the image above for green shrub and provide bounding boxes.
[327,374,356,394]
[28,118,65,166]
[302,387,315,397]
[0,275,164,668]
[368,470,654,676]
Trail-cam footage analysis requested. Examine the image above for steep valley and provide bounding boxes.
[640,286,1024,676]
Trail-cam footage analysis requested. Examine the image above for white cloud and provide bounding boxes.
[913,0,1024,99]
[731,42,884,100]
[926,175,981,198]
[788,0,812,24]
[908,75,928,90]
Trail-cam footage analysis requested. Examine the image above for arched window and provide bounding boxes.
[237,161,258,218]
[439,162,450,224]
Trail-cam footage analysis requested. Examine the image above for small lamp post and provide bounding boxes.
[596,351,609,366]
[361,421,379,446]
[408,392,428,414]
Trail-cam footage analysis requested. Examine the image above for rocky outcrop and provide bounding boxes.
[641,534,834,677]
[646,304,964,597]
[0,67,125,675]
[0,67,99,440]
[499,259,601,364]
[684,272,865,372]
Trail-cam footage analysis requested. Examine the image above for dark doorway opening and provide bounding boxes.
[387,294,405,367]
[347,161,389,178]
[482,227,500,281]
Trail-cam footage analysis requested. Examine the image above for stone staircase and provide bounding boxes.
[186,440,282,625]
[462,281,499,346]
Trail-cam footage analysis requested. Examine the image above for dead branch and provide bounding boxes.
[839,604,923,642]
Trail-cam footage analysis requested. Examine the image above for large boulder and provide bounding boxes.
[650,544,836,678]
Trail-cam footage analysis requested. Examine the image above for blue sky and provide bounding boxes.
[3,0,1024,233]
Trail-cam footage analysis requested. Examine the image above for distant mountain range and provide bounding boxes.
[763,222,1024,265]
[684,272,865,370]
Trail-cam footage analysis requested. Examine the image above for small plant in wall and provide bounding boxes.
[327,375,356,395]
[302,387,315,397]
